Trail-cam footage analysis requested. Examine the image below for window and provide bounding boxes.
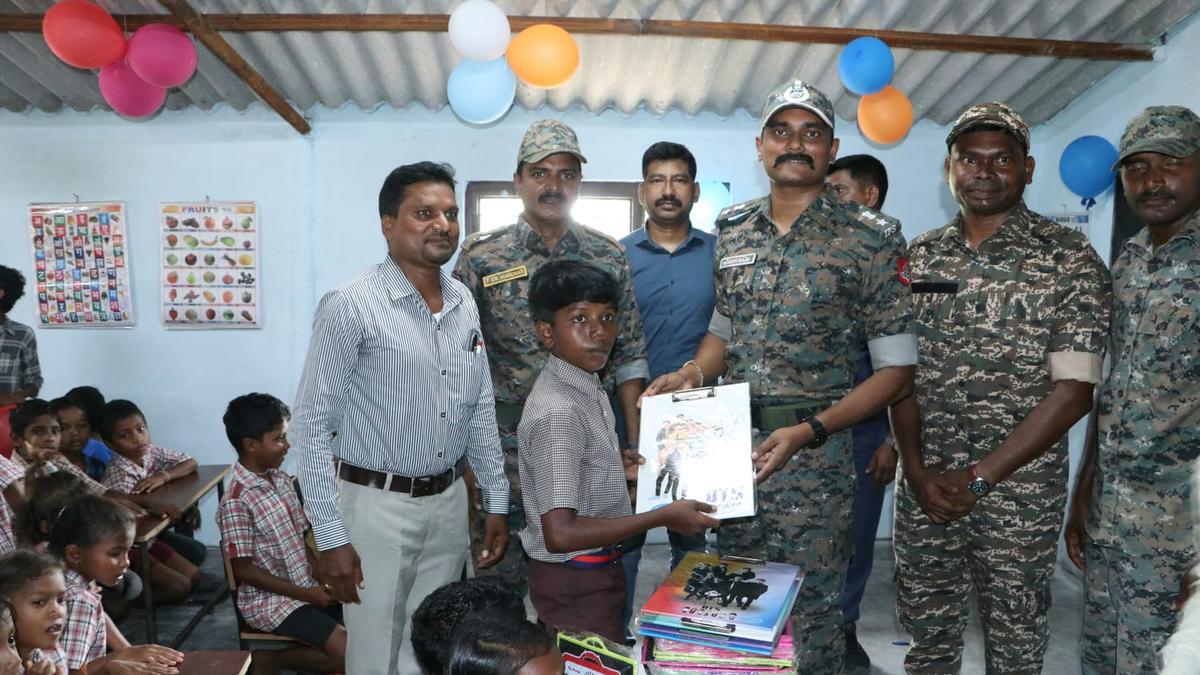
[465,181,645,240]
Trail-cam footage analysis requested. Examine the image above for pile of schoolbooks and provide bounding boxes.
[636,552,802,674]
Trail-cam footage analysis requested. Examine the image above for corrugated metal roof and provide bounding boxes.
[1,0,1196,125]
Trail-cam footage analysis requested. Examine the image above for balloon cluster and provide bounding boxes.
[43,0,197,119]
[1059,135,1118,208]
[838,37,913,145]
[446,0,580,125]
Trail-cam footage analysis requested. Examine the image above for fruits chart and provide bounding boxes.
[161,201,260,328]
[27,202,135,327]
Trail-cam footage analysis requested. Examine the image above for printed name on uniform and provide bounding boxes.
[482,265,529,288]
[718,253,757,270]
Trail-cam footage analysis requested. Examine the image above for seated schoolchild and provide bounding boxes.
[218,393,346,675]
[98,400,209,569]
[410,577,526,675]
[446,612,563,675]
[42,493,183,675]
[0,550,69,675]
[518,260,718,642]
[49,393,107,481]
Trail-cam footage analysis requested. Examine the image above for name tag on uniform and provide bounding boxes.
[482,265,528,288]
[911,281,959,294]
[718,253,757,270]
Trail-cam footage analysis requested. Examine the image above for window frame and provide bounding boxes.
[464,180,646,236]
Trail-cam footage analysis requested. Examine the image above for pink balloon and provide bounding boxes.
[99,59,167,118]
[127,23,197,88]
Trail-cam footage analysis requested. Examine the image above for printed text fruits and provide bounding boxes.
[238,253,253,266]
[166,271,178,284]
[241,291,252,303]
[220,236,236,247]
[166,254,178,265]
[203,216,215,230]
[184,253,197,266]
[222,274,234,285]
[240,217,253,230]
[185,309,198,321]
[222,216,233,230]
[204,253,215,265]
[203,271,215,283]
[222,290,233,303]
[205,308,216,320]
[166,234,178,247]
[223,309,235,320]
[202,291,216,303]
[183,234,198,248]
[169,309,178,320]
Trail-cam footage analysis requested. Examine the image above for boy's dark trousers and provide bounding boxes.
[528,557,627,643]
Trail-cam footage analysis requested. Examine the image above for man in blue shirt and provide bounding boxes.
[827,154,896,673]
[615,142,716,640]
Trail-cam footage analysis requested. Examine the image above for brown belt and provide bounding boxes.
[337,459,465,498]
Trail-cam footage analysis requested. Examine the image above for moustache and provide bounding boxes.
[964,181,1003,192]
[1136,190,1175,203]
[774,153,815,168]
[538,191,567,204]
[654,197,682,208]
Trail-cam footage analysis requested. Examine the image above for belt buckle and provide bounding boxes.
[410,476,436,498]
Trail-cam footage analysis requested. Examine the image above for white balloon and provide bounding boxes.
[448,0,511,62]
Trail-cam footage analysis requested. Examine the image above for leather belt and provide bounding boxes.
[337,459,465,498]
[563,546,623,568]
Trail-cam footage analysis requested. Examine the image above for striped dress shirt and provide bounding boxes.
[292,256,509,551]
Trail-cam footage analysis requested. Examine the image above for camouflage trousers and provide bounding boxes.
[469,421,527,597]
[893,471,1064,674]
[718,431,855,675]
[1081,540,1192,674]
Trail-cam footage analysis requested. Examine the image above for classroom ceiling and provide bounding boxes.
[0,0,1197,126]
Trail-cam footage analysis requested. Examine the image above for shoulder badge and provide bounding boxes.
[715,198,763,229]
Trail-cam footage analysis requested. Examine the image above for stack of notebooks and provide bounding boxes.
[636,552,802,672]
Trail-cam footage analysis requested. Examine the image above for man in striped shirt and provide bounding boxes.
[292,162,510,675]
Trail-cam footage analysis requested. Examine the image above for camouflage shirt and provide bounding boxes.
[908,201,1111,494]
[709,188,916,407]
[453,216,649,405]
[1087,209,1200,549]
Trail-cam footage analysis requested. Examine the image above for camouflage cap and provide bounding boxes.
[1114,105,1200,170]
[760,79,835,132]
[517,119,588,166]
[946,102,1030,152]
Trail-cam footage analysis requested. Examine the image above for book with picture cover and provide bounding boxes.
[636,383,755,520]
[638,552,802,647]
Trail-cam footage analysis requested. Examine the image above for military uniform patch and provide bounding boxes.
[482,265,529,288]
[718,253,757,270]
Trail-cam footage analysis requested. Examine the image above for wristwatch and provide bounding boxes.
[801,416,828,449]
[968,465,992,497]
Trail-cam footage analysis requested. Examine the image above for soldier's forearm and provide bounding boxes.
[814,365,914,436]
[890,393,923,474]
[976,379,1095,485]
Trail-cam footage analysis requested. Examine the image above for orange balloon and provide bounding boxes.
[506,24,579,89]
[857,85,913,145]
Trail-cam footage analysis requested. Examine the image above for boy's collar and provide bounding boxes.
[546,354,603,393]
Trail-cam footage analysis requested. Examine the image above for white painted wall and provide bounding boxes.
[3,9,1197,543]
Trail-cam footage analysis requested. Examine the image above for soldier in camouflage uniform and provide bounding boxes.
[453,119,649,594]
[1063,106,1200,674]
[891,103,1112,674]
[644,79,917,674]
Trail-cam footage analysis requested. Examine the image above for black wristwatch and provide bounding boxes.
[968,465,992,497]
[801,416,828,449]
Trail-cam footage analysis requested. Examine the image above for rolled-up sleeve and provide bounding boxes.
[863,226,917,369]
[291,290,363,551]
[1047,245,1112,384]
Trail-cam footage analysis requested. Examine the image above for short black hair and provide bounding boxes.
[446,612,554,675]
[9,399,54,439]
[950,123,1028,156]
[829,154,889,209]
[528,260,619,323]
[378,162,457,218]
[47,495,135,557]
[19,470,90,547]
[223,393,291,454]
[64,386,106,428]
[0,550,63,602]
[642,142,697,181]
[98,399,145,443]
[0,266,25,313]
[411,578,526,675]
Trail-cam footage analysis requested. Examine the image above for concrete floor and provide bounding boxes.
[128,541,1085,673]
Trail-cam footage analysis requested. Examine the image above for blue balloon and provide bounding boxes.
[838,37,894,95]
[447,57,516,125]
[1059,135,1118,199]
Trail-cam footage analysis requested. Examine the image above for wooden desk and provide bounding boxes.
[177,651,250,675]
[133,463,231,646]
[136,464,231,543]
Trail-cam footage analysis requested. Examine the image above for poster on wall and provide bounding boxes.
[160,201,260,329]
[27,202,135,328]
